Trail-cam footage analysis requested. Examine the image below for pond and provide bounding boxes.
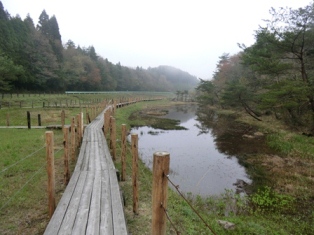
[130,104,260,197]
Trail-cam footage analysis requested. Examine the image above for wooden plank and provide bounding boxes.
[99,137,109,171]
[44,171,80,235]
[100,169,113,234]
[74,138,90,172]
[94,136,102,172]
[72,170,95,234]
[58,171,88,234]
[86,170,101,235]
[109,168,128,234]
[80,129,95,172]
[87,136,96,171]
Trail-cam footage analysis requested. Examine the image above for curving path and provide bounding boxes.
[44,107,127,235]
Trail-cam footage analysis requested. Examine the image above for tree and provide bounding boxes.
[195,79,217,106]
[36,10,49,35]
[37,11,63,62]
[241,3,314,130]
[0,52,24,91]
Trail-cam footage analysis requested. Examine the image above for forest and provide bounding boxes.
[196,2,314,134]
[0,1,198,93]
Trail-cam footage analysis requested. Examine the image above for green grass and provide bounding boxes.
[0,129,65,234]
[267,131,314,158]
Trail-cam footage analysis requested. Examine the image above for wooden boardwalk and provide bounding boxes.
[44,107,128,235]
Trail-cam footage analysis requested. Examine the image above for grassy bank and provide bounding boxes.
[114,101,313,234]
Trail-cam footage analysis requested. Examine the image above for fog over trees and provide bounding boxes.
[0,1,198,93]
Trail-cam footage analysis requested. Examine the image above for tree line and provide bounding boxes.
[0,1,198,93]
[196,2,314,133]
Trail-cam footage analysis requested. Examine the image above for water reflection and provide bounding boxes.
[130,105,252,197]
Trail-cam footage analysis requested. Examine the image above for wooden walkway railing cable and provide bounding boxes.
[161,203,181,235]
[0,145,45,174]
[0,163,46,211]
[0,147,63,211]
[165,174,217,235]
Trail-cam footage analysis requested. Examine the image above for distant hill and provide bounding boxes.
[147,66,199,91]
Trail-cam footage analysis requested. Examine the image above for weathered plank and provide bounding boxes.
[44,171,80,235]
[100,169,113,233]
[72,170,95,234]
[57,171,88,234]
[109,168,127,234]
[86,170,101,235]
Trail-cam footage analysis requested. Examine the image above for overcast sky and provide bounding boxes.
[2,0,312,79]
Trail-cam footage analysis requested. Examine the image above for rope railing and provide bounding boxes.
[165,174,217,235]
[0,163,46,211]
[161,203,181,235]
[0,145,45,174]
[0,134,65,211]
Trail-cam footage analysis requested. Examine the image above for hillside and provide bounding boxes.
[0,2,199,93]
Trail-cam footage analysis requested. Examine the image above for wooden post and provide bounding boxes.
[76,114,80,148]
[131,134,139,214]
[61,110,65,130]
[80,112,84,138]
[6,113,9,126]
[38,114,41,126]
[71,117,76,161]
[63,127,70,185]
[152,152,170,235]
[27,111,31,129]
[87,112,91,124]
[113,100,117,114]
[121,124,127,181]
[110,116,116,160]
[46,131,55,218]
[104,109,110,136]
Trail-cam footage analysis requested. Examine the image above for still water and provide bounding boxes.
[130,105,251,197]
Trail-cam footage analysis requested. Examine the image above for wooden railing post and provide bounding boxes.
[121,124,127,181]
[63,127,70,185]
[131,134,139,214]
[61,110,65,130]
[113,100,117,115]
[93,106,96,120]
[80,112,84,145]
[76,114,80,148]
[46,131,55,218]
[152,151,170,235]
[38,114,41,126]
[71,117,76,161]
[110,116,116,161]
[104,109,110,136]
[27,111,31,129]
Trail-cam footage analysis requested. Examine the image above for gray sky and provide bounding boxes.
[2,0,312,79]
